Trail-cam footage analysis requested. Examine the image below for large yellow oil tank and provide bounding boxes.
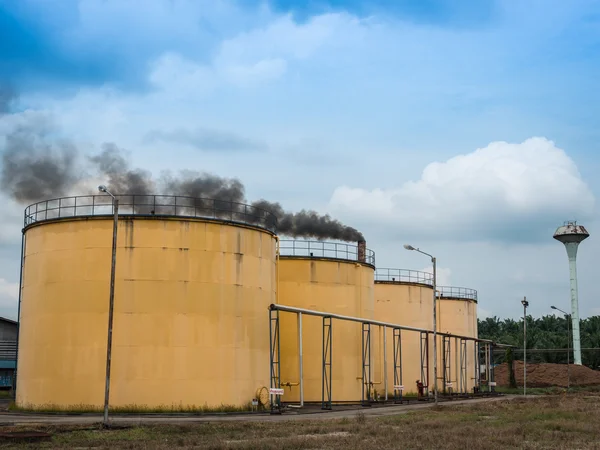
[16,195,277,410]
[373,269,434,397]
[277,240,375,403]
[437,286,479,393]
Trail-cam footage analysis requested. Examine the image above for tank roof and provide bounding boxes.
[438,286,478,302]
[375,268,433,286]
[23,194,278,233]
[279,239,375,267]
[553,221,589,244]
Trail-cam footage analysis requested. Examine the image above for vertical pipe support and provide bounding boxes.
[420,331,430,396]
[269,308,281,413]
[322,316,332,410]
[361,322,372,405]
[474,341,481,393]
[12,230,25,398]
[393,328,403,404]
[383,325,388,401]
[298,312,304,407]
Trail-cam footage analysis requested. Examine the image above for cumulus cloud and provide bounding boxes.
[329,137,595,242]
[148,12,363,94]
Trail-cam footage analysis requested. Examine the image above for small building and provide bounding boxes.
[0,317,17,389]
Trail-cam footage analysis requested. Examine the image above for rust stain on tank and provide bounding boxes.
[124,219,135,250]
[235,253,243,286]
[236,231,242,255]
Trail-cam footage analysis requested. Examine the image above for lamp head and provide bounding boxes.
[404,244,415,251]
[521,299,529,307]
[98,185,108,193]
[551,306,557,310]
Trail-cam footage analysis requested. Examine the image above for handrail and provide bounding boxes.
[279,239,375,266]
[438,286,478,301]
[375,268,433,286]
[23,194,278,233]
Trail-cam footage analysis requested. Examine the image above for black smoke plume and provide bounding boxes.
[89,143,155,195]
[0,119,81,203]
[250,200,363,241]
[0,121,364,241]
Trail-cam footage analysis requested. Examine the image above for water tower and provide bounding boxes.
[553,221,589,365]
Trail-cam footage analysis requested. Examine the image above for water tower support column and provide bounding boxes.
[553,220,589,367]
[565,242,582,365]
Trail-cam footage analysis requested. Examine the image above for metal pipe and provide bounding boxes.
[402,245,439,405]
[12,230,25,399]
[567,314,571,390]
[269,304,507,345]
[432,256,438,406]
[383,325,388,401]
[551,305,571,391]
[298,312,304,407]
[522,297,528,396]
[102,193,119,426]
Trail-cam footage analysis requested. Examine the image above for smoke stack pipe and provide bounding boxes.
[357,240,366,263]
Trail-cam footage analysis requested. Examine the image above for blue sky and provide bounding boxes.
[1,0,600,321]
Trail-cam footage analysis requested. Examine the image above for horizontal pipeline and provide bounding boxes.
[269,303,514,348]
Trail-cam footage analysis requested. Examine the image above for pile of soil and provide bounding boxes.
[495,360,600,388]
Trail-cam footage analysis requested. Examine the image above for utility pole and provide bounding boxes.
[521,297,528,396]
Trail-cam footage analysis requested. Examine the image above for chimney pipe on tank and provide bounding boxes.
[357,240,366,263]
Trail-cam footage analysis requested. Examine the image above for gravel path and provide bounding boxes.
[0,395,516,426]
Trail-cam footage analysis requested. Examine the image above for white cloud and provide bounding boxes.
[0,278,18,301]
[419,266,451,286]
[0,278,18,320]
[148,13,359,94]
[329,137,595,242]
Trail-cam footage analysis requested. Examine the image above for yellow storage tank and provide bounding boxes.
[373,269,434,397]
[438,286,479,394]
[16,195,277,410]
[277,240,375,403]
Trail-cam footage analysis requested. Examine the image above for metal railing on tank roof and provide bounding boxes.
[375,268,434,286]
[279,239,376,266]
[438,286,478,301]
[23,195,278,233]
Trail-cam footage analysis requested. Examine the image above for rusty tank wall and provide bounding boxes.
[16,214,277,410]
[277,240,375,403]
[373,269,435,396]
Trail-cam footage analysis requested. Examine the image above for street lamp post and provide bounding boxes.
[404,244,438,406]
[551,305,571,391]
[521,297,528,396]
[98,185,119,426]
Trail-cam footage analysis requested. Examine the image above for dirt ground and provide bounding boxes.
[495,361,600,388]
[1,392,600,449]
